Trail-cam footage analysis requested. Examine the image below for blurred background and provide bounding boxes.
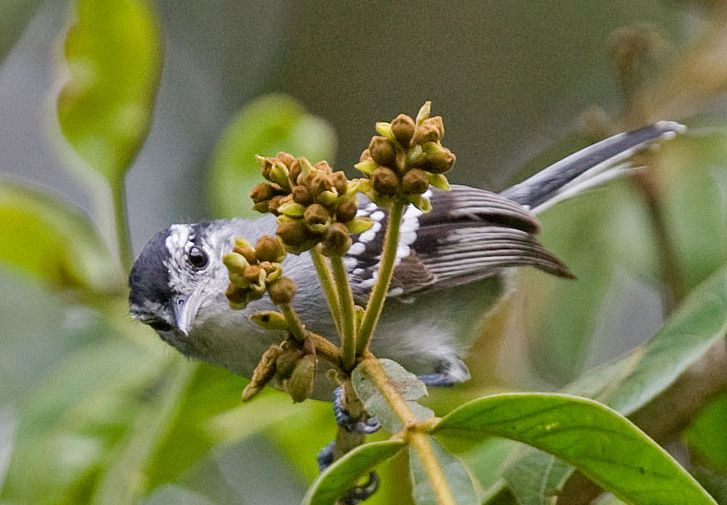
[1,1,726,504]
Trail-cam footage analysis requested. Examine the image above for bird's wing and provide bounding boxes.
[346,186,571,299]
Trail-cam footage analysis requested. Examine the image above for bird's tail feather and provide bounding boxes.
[500,121,686,212]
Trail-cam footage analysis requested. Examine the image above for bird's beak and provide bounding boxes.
[171,290,204,336]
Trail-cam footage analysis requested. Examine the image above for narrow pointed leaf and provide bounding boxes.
[301,440,405,505]
[58,0,162,182]
[434,393,717,505]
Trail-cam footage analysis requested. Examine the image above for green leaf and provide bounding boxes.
[685,392,727,472]
[57,0,162,183]
[301,439,405,505]
[409,438,480,505]
[352,359,434,433]
[0,180,118,292]
[499,263,727,504]
[208,93,337,218]
[434,393,717,505]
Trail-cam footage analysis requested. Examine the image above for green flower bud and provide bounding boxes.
[255,235,287,263]
[407,194,432,212]
[269,161,291,189]
[292,185,313,205]
[250,310,289,331]
[371,166,400,196]
[391,113,416,147]
[268,276,297,305]
[278,201,306,218]
[316,190,338,208]
[368,136,396,166]
[335,198,358,223]
[354,158,378,176]
[415,101,431,124]
[322,222,352,256]
[261,261,283,282]
[345,216,374,234]
[375,121,397,143]
[422,142,456,173]
[222,252,249,275]
[228,272,250,289]
[286,354,316,403]
[402,168,430,195]
[428,172,451,191]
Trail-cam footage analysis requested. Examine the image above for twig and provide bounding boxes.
[310,246,344,337]
[356,201,406,356]
[279,303,306,342]
[330,255,358,371]
[359,355,457,505]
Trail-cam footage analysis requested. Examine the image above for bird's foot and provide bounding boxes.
[317,442,379,504]
[334,386,381,434]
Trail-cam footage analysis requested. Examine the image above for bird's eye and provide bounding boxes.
[148,319,173,332]
[188,246,208,269]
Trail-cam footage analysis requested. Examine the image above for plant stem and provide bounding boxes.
[280,303,306,342]
[310,247,344,337]
[359,356,455,505]
[356,201,405,356]
[111,176,133,272]
[330,255,358,371]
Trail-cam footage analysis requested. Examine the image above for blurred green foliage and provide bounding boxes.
[1,1,726,504]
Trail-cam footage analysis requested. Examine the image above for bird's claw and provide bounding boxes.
[333,386,381,434]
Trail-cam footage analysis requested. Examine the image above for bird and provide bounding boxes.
[129,121,684,399]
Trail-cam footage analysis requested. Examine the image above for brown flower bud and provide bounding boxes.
[402,168,430,195]
[233,243,258,265]
[276,151,295,168]
[336,198,358,223]
[371,166,400,196]
[359,148,372,162]
[275,348,304,379]
[391,114,416,147]
[422,142,456,173]
[268,276,297,305]
[314,160,332,174]
[267,195,287,215]
[286,354,315,403]
[292,185,313,205]
[289,159,303,182]
[250,183,275,204]
[276,220,310,246]
[304,203,330,228]
[255,236,286,263]
[243,264,263,283]
[309,174,333,196]
[322,222,352,256]
[412,118,443,145]
[329,171,348,195]
[258,156,274,179]
[368,136,396,166]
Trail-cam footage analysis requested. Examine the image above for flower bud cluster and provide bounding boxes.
[250,152,372,256]
[241,339,316,403]
[223,236,295,309]
[354,102,455,211]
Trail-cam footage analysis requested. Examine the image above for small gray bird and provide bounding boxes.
[129,122,683,398]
